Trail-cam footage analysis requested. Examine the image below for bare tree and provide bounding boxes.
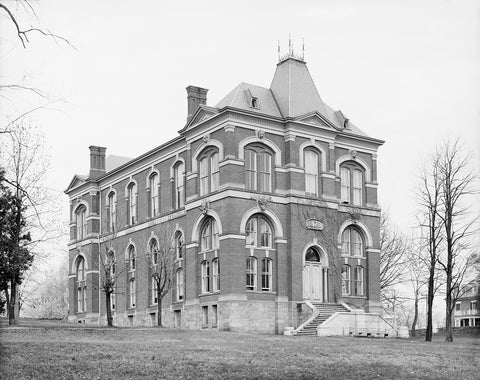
[417,151,444,342]
[143,225,178,327]
[0,121,64,323]
[96,230,128,327]
[379,212,409,303]
[436,139,478,342]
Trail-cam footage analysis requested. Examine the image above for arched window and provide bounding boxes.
[304,149,320,196]
[245,215,273,248]
[76,257,86,312]
[127,245,136,308]
[149,239,158,265]
[107,192,116,232]
[75,205,87,240]
[340,162,364,206]
[127,182,137,225]
[305,247,321,262]
[212,258,220,292]
[246,257,257,291]
[261,258,272,292]
[245,145,273,192]
[341,227,364,257]
[176,268,184,301]
[342,265,351,296]
[354,266,364,296]
[173,162,185,209]
[175,231,184,260]
[201,261,210,293]
[199,149,219,195]
[200,218,219,251]
[149,173,160,217]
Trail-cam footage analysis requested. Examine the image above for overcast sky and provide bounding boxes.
[2,0,479,238]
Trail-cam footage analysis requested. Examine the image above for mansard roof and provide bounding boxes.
[213,57,369,137]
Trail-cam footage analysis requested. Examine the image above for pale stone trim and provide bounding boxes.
[337,219,373,248]
[366,248,380,254]
[275,167,304,173]
[219,234,245,241]
[238,135,282,166]
[335,154,372,182]
[191,139,224,172]
[72,251,88,273]
[186,243,199,249]
[85,270,100,275]
[365,183,378,188]
[298,141,327,172]
[321,173,336,179]
[98,210,186,242]
[190,209,223,243]
[239,207,284,238]
[275,238,288,244]
[219,158,244,167]
[86,215,100,221]
[224,125,235,133]
[186,172,198,180]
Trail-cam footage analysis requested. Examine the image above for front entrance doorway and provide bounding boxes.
[302,246,328,302]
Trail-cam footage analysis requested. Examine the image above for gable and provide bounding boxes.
[295,113,338,130]
[66,175,87,193]
[181,106,219,132]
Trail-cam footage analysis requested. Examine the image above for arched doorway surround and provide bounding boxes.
[302,245,329,302]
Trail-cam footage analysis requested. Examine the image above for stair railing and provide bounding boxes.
[292,301,319,336]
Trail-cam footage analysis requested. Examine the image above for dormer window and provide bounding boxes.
[245,89,260,110]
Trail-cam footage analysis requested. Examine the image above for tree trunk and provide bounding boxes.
[106,289,113,327]
[157,290,162,327]
[411,297,419,337]
[8,279,16,325]
[425,252,435,341]
[445,264,453,342]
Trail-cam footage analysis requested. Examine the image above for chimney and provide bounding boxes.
[186,85,208,122]
[89,145,106,179]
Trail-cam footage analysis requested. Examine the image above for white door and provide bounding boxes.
[303,264,323,301]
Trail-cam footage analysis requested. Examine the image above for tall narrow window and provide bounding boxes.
[246,257,257,291]
[245,218,257,246]
[212,258,220,292]
[245,150,257,190]
[175,231,184,259]
[128,245,136,308]
[261,258,272,291]
[76,257,86,312]
[75,206,87,240]
[174,162,185,208]
[305,150,319,196]
[176,268,184,301]
[151,277,158,305]
[340,162,365,206]
[354,266,364,296]
[149,239,158,265]
[259,152,272,192]
[150,174,159,217]
[352,170,363,206]
[107,192,116,232]
[199,149,220,195]
[211,153,219,192]
[340,167,350,203]
[200,218,219,251]
[199,157,209,195]
[201,261,210,293]
[342,265,351,296]
[245,215,273,248]
[128,183,137,225]
[108,251,116,310]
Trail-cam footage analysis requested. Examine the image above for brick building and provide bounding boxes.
[65,54,385,334]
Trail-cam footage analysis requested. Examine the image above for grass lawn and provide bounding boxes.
[0,319,479,379]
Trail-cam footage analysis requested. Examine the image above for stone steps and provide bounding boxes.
[295,303,349,336]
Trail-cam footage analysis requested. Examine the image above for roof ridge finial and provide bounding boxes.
[278,36,305,63]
